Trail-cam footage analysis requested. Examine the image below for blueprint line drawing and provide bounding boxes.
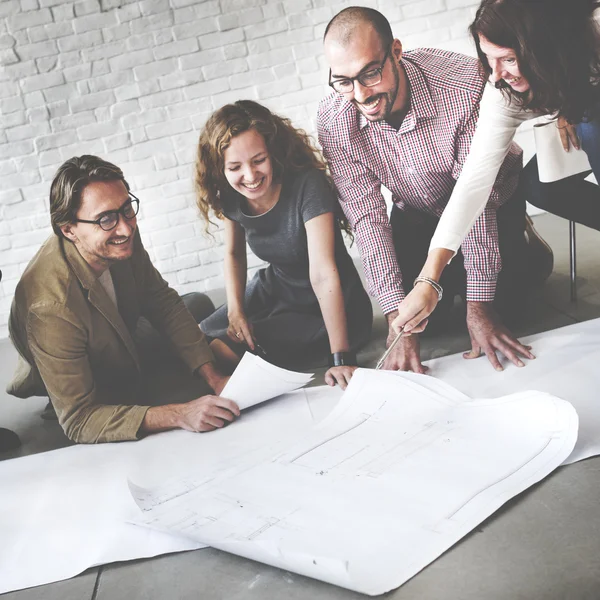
[129,369,578,596]
[7,321,600,595]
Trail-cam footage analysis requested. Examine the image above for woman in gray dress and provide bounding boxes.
[195,100,373,389]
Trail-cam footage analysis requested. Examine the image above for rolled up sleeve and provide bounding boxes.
[319,129,405,314]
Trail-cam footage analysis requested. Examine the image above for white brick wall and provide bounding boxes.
[0,0,480,338]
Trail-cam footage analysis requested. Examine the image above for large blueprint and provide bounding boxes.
[428,318,600,464]
[129,369,578,596]
[0,386,336,594]
[4,317,600,595]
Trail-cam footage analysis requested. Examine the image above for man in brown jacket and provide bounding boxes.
[7,155,239,444]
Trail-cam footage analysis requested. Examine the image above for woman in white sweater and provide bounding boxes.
[393,0,600,336]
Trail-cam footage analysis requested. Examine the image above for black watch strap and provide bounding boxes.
[329,351,358,367]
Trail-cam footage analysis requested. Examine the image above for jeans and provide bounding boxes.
[577,113,600,181]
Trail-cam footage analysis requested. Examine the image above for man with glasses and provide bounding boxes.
[6,155,239,444]
[318,6,548,374]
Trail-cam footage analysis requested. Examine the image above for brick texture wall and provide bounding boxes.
[0,0,480,338]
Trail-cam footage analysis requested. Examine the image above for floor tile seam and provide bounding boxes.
[545,303,583,323]
[91,566,103,600]
[557,287,600,301]
[538,298,580,316]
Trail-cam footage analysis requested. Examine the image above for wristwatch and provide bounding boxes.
[329,351,358,367]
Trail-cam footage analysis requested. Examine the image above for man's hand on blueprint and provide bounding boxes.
[383,313,429,374]
[464,302,535,371]
[325,366,357,390]
[177,395,241,432]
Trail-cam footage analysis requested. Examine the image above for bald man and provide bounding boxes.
[318,6,545,374]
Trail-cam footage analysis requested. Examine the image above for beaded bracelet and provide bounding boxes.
[413,276,443,301]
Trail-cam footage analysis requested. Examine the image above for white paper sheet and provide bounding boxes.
[221,352,314,410]
[0,387,322,594]
[129,369,577,596]
[426,318,600,464]
[5,318,598,595]
[0,440,203,595]
[533,118,591,182]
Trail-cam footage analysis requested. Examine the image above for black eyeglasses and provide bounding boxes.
[74,194,140,231]
[329,46,392,94]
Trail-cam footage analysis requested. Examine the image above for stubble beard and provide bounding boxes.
[354,60,401,123]
[78,229,136,272]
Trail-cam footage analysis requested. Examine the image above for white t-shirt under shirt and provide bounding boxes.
[429,84,541,256]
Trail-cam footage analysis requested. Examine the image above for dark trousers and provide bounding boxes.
[134,292,216,405]
[522,156,600,231]
[391,185,529,328]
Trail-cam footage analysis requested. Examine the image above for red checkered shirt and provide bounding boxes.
[317,48,522,315]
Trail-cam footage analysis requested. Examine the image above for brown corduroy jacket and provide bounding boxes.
[7,230,214,444]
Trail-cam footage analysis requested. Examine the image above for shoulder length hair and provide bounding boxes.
[194,99,351,236]
[470,0,600,122]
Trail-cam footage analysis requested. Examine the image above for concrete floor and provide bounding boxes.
[1,213,600,599]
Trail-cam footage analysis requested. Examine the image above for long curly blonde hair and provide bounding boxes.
[195,100,351,236]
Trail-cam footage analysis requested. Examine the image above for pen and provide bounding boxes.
[254,342,268,357]
[375,326,405,370]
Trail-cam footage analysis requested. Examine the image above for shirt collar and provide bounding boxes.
[357,54,437,133]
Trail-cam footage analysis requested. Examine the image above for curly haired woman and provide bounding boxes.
[196,100,373,389]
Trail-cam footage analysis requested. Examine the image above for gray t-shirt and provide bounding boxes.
[221,169,357,294]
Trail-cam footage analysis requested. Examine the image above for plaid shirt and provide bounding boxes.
[317,48,522,315]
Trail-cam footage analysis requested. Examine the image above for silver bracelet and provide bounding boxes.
[413,276,443,301]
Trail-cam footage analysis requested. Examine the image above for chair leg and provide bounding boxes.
[569,220,577,301]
